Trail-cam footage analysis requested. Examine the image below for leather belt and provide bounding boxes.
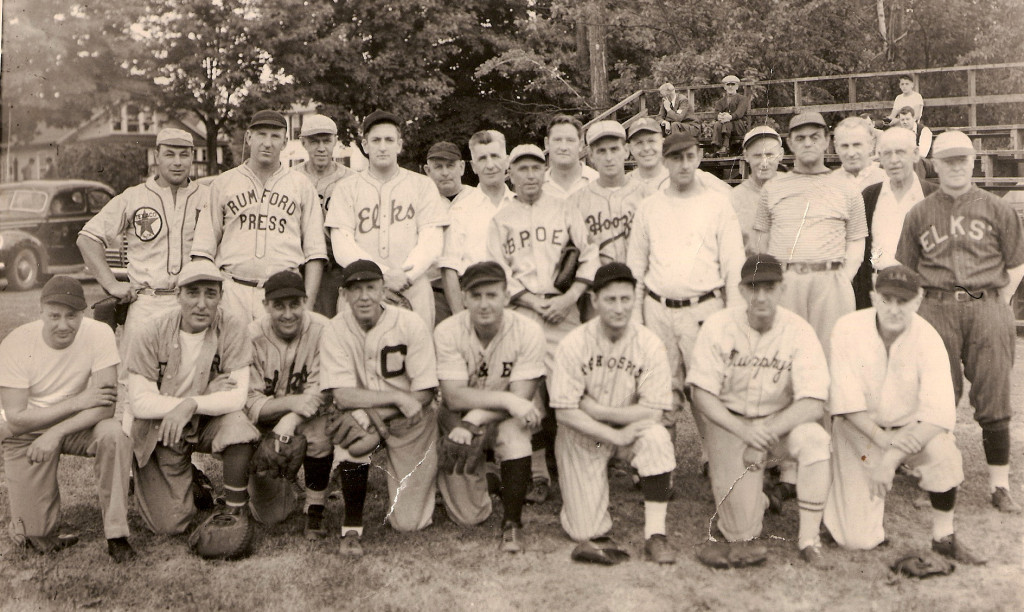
[225,273,263,288]
[923,287,998,302]
[138,287,176,296]
[783,260,844,274]
[647,288,722,309]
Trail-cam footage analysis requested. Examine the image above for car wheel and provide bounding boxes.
[8,247,41,291]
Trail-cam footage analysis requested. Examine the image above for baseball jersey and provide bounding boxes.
[434,309,546,390]
[80,177,209,290]
[486,192,599,298]
[246,311,330,423]
[895,186,1024,291]
[0,319,119,425]
[324,168,449,274]
[754,170,868,263]
[319,304,438,393]
[549,319,673,413]
[543,165,599,199]
[686,306,829,418]
[191,163,327,282]
[626,187,744,300]
[628,166,732,199]
[294,160,353,266]
[438,185,500,276]
[830,309,954,431]
[567,177,646,264]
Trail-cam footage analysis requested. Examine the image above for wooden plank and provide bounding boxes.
[848,78,857,103]
[968,69,978,127]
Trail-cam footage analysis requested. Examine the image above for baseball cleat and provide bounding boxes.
[107,537,137,563]
[932,534,987,565]
[765,482,796,515]
[338,530,364,558]
[644,534,676,564]
[304,505,328,540]
[500,522,524,553]
[525,478,550,504]
[991,487,1022,513]
[799,544,827,568]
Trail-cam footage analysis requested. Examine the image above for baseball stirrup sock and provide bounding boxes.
[644,502,668,539]
[797,499,825,549]
[222,444,254,501]
[223,484,248,507]
[530,448,550,483]
[338,461,370,527]
[981,426,1010,466]
[988,464,1010,492]
[929,488,957,512]
[931,508,955,541]
[304,455,333,492]
[640,472,672,503]
[500,457,530,525]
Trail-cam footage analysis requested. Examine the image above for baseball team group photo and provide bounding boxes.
[1,0,1023,610]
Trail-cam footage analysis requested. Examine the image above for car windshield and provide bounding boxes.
[0,189,48,213]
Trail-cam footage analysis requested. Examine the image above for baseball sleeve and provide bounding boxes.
[415,179,450,230]
[325,178,376,266]
[190,176,225,261]
[685,316,727,397]
[403,314,439,391]
[299,177,328,263]
[548,332,586,410]
[790,318,830,402]
[913,319,957,431]
[79,191,129,247]
[434,319,470,383]
[509,317,547,382]
[828,315,867,416]
[567,203,598,284]
[626,200,651,311]
[245,326,272,423]
[319,320,358,390]
[487,215,526,299]
[997,200,1024,268]
[636,331,673,411]
[438,201,468,273]
[217,315,253,374]
[895,205,922,271]
[124,319,162,380]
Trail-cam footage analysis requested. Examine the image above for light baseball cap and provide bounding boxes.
[156,128,194,148]
[177,259,224,286]
[627,117,661,141]
[722,75,741,84]
[742,126,782,149]
[931,130,975,159]
[508,144,546,165]
[300,114,337,138]
[585,120,626,146]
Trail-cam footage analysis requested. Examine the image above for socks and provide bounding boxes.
[304,455,333,508]
[644,502,668,539]
[222,444,254,506]
[639,472,672,539]
[981,426,1010,467]
[530,448,550,483]
[338,461,370,528]
[929,488,957,540]
[500,457,530,526]
[988,464,1010,492]
[223,484,248,507]
[797,499,825,549]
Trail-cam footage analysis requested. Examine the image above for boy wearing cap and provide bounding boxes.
[245,270,333,533]
[896,130,1024,513]
[656,83,699,138]
[294,114,352,318]
[711,75,749,157]
[543,115,600,199]
[688,254,832,567]
[319,259,440,554]
[825,266,984,563]
[626,117,731,198]
[549,262,677,564]
[124,259,260,538]
[0,276,134,562]
[731,126,785,254]
[192,109,327,323]
[434,262,546,551]
[326,111,449,328]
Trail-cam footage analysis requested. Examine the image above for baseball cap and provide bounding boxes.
[740,254,784,285]
[263,270,306,301]
[248,110,288,130]
[627,117,661,141]
[156,128,193,148]
[662,132,698,157]
[40,275,86,311]
[341,260,384,287]
[508,144,546,165]
[299,114,337,137]
[361,110,402,136]
[585,120,627,146]
[874,265,921,300]
[722,75,741,84]
[460,261,506,291]
[591,262,636,293]
[177,259,224,286]
[742,125,782,149]
[426,141,462,162]
[931,130,975,159]
[789,112,828,132]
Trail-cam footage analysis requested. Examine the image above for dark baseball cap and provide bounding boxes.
[341,260,384,287]
[40,275,86,311]
[591,262,636,293]
[874,265,921,301]
[426,141,462,162]
[460,261,506,291]
[740,254,784,285]
[361,110,402,136]
[263,270,306,301]
[789,111,828,132]
[248,110,288,130]
[662,132,699,157]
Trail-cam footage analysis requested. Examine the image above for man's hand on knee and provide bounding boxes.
[26,430,62,464]
[159,398,198,446]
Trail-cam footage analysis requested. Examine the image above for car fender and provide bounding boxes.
[0,229,50,270]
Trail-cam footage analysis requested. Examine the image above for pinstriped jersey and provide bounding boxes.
[80,177,209,290]
[246,311,330,423]
[567,177,646,265]
[434,309,546,390]
[549,320,673,413]
[895,186,1024,291]
[753,170,868,262]
[190,163,327,281]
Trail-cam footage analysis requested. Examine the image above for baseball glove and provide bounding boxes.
[384,288,413,311]
[697,540,768,569]
[188,507,255,560]
[571,536,631,565]
[251,432,307,481]
[552,239,581,294]
[888,552,955,580]
[439,421,486,475]
[326,409,389,456]
[92,296,130,333]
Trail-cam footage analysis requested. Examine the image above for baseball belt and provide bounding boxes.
[137,287,177,296]
[224,272,263,288]
[923,287,999,302]
[782,260,844,274]
[647,287,722,309]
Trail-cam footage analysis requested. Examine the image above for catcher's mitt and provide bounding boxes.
[571,536,630,565]
[326,409,389,456]
[92,296,130,332]
[553,239,580,294]
[888,552,955,581]
[697,540,768,569]
[439,421,486,475]
[251,432,307,481]
[188,507,255,560]
[384,288,413,311]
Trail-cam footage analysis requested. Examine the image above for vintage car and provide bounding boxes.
[0,180,115,290]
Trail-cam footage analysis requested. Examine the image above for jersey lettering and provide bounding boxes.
[225,189,297,216]
[381,344,408,378]
[356,201,416,234]
[501,361,514,377]
[238,213,288,233]
[725,349,792,383]
[918,217,993,252]
[264,364,310,395]
[501,226,565,256]
[586,210,633,238]
[580,353,644,379]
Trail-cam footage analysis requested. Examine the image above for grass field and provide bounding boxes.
[0,281,1020,611]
